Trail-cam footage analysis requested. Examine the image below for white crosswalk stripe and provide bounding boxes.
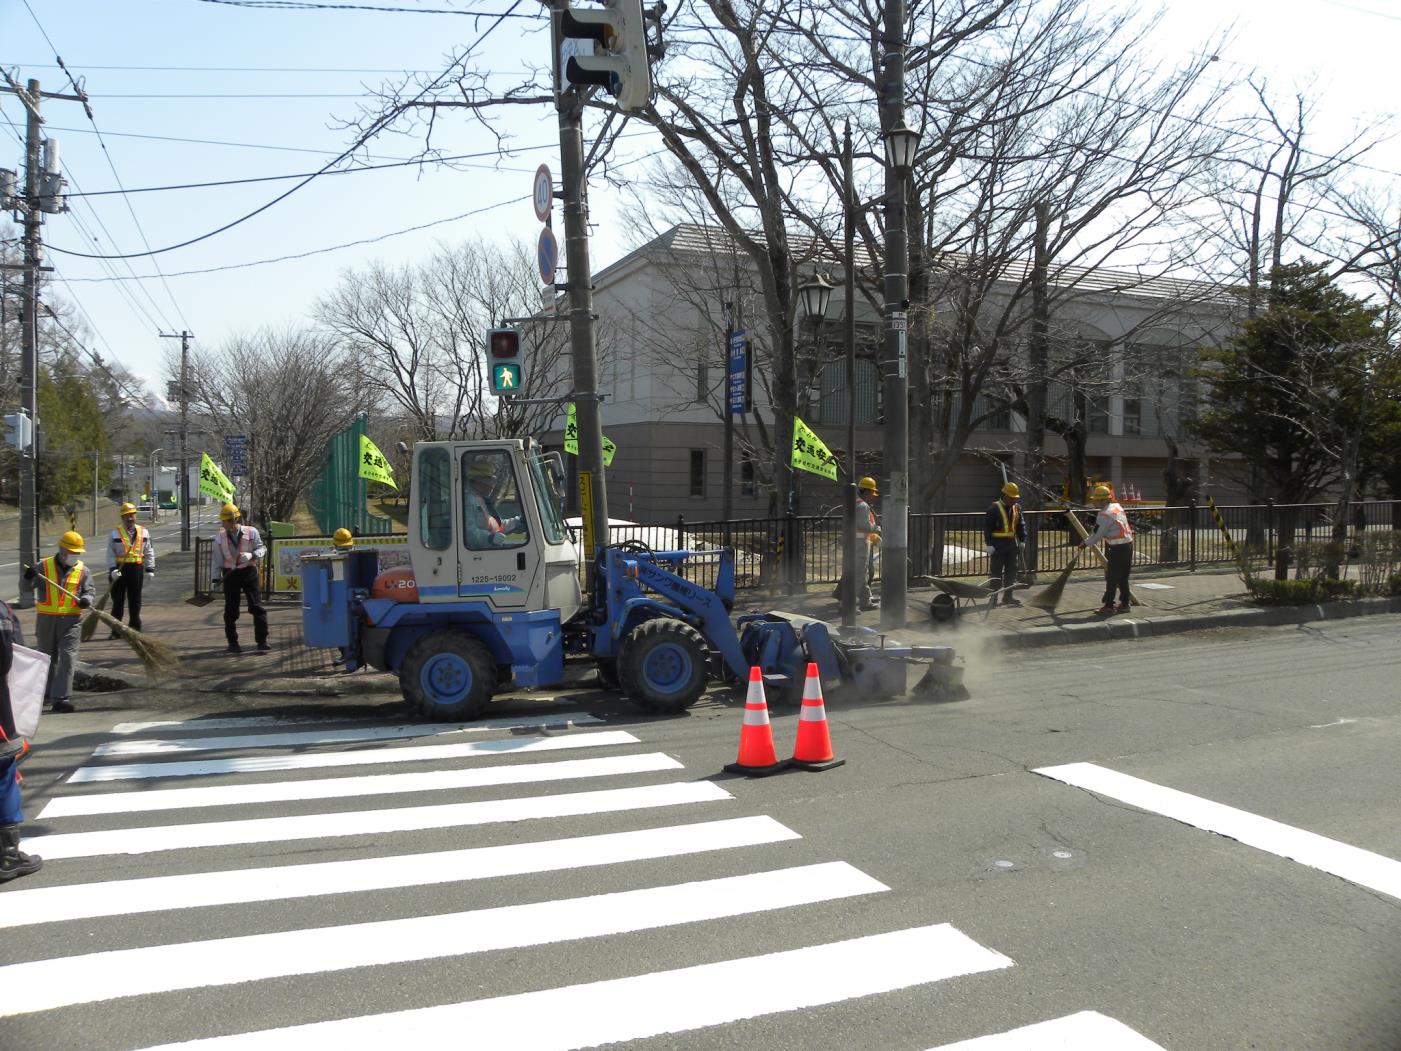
[13,710,1026,1049]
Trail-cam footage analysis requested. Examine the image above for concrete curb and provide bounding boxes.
[993,595,1401,650]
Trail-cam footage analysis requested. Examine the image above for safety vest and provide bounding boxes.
[113,525,146,565]
[991,500,1021,539]
[855,499,878,538]
[35,556,84,616]
[1101,502,1135,544]
[215,526,258,570]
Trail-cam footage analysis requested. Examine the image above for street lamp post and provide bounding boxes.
[879,83,920,628]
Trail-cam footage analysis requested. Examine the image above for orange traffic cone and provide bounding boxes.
[790,662,845,771]
[723,667,789,777]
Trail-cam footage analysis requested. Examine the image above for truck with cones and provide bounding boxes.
[300,438,963,720]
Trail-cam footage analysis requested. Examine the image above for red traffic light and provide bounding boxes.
[489,328,520,358]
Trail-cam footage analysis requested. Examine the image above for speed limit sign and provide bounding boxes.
[533,165,553,222]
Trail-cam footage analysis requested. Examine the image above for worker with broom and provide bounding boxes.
[105,502,155,636]
[984,482,1027,607]
[23,531,95,715]
[212,503,270,654]
[1080,483,1135,614]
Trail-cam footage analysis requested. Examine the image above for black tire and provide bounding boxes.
[399,630,495,721]
[618,617,708,714]
[595,658,619,689]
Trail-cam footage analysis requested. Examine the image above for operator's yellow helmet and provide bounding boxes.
[219,502,240,521]
[467,459,496,481]
[119,502,138,517]
[857,476,879,495]
[332,528,354,549]
[1001,482,1020,499]
[59,530,85,554]
[1090,484,1113,502]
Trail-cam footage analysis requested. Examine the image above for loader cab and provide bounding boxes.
[409,438,582,622]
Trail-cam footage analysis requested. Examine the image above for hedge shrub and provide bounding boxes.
[1248,577,1358,605]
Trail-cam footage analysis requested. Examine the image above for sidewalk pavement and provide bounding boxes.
[40,551,1399,701]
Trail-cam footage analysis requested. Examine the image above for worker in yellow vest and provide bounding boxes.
[106,502,156,635]
[22,531,95,714]
[984,482,1027,607]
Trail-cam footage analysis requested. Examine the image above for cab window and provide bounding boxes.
[417,447,452,551]
[462,450,530,551]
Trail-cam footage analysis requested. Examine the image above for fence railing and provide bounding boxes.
[630,499,1401,594]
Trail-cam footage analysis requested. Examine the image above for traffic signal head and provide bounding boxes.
[489,328,523,394]
[559,0,653,112]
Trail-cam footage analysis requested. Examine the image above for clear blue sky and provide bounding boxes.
[3,0,1397,402]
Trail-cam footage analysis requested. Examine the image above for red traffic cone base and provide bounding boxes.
[791,662,845,772]
[724,667,789,777]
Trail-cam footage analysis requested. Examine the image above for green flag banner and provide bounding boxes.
[563,403,617,467]
[791,417,838,480]
[358,434,398,489]
[198,452,235,501]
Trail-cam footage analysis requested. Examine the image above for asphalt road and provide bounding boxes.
[2,616,1398,1050]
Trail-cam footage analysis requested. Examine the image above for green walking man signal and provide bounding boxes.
[489,327,522,395]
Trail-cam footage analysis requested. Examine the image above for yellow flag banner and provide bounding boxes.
[358,434,398,489]
[198,452,234,501]
[563,403,617,467]
[791,417,838,480]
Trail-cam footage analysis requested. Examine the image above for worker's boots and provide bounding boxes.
[0,825,42,883]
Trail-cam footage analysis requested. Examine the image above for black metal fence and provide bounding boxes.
[610,499,1401,594]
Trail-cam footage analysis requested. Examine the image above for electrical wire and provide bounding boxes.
[195,0,536,15]
[44,0,527,261]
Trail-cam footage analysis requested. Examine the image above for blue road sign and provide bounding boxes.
[225,434,249,475]
[537,228,558,284]
[728,330,749,414]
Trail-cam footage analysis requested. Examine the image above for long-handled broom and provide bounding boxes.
[1064,509,1145,606]
[35,570,180,680]
[79,582,113,643]
[1027,549,1082,611]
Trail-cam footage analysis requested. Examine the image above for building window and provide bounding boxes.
[689,449,706,497]
[741,455,756,497]
[696,359,708,404]
[1122,398,1141,436]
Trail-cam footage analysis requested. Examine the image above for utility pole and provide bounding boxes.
[161,331,194,551]
[879,3,911,629]
[1024,202,1051,572]
[841,122,859,631]
[550,22,610,583]
[1,75,79,606]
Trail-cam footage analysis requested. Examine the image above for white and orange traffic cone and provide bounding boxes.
[790,662,845,771]
[724,667,789,777]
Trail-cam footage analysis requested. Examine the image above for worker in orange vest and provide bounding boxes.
[1080,483,1136,613]
[23,531,95,714]
[106,502,155,635]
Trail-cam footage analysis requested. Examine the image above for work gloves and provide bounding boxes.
[237,552,253,565]
[985,546,996,556]
[78,596,92,609]
[110,568,120,583]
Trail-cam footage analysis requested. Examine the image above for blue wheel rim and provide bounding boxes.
[642,642,692,695]
[420,652,473,705]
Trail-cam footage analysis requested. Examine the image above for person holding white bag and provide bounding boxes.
[0,597,42,883]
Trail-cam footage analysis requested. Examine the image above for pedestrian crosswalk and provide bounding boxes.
[0,710,1164,1048]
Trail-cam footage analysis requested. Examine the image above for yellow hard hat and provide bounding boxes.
[219,502,240,521]
[1090,484,1113,502]
[332,528,354,548]
[857,476,879,495]
[119,502,138,517]
[467,459,496,480]
[1001,482,1020,498]
[59,530,85,554]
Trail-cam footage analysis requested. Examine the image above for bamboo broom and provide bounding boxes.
[1027,549,1083,610]
[38,571,179,681]
[79,582,113,643]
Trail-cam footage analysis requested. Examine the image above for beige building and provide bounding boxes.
[536,224,1244,524]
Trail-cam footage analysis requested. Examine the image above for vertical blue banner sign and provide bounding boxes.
[728,330,749,414]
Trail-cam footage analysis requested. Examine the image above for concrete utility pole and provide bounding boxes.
[551,33,610,580]
[2,75,81,605]
[880,2,910,629]
[160,331,194,551]
[841,122,859,631]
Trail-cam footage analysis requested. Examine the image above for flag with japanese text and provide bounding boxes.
[791,417,838,480]
[358,434,398,489]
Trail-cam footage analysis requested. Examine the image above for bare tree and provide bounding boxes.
[181,328,367,528]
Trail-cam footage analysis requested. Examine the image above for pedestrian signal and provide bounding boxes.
[489,328,523,394]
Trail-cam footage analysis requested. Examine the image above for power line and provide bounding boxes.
[195,0,537,14]
[44,0,527,261]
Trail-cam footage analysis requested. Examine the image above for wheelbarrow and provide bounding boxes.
[917,575,1019,624]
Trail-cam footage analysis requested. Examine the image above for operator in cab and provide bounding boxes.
[464,455,526,549]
